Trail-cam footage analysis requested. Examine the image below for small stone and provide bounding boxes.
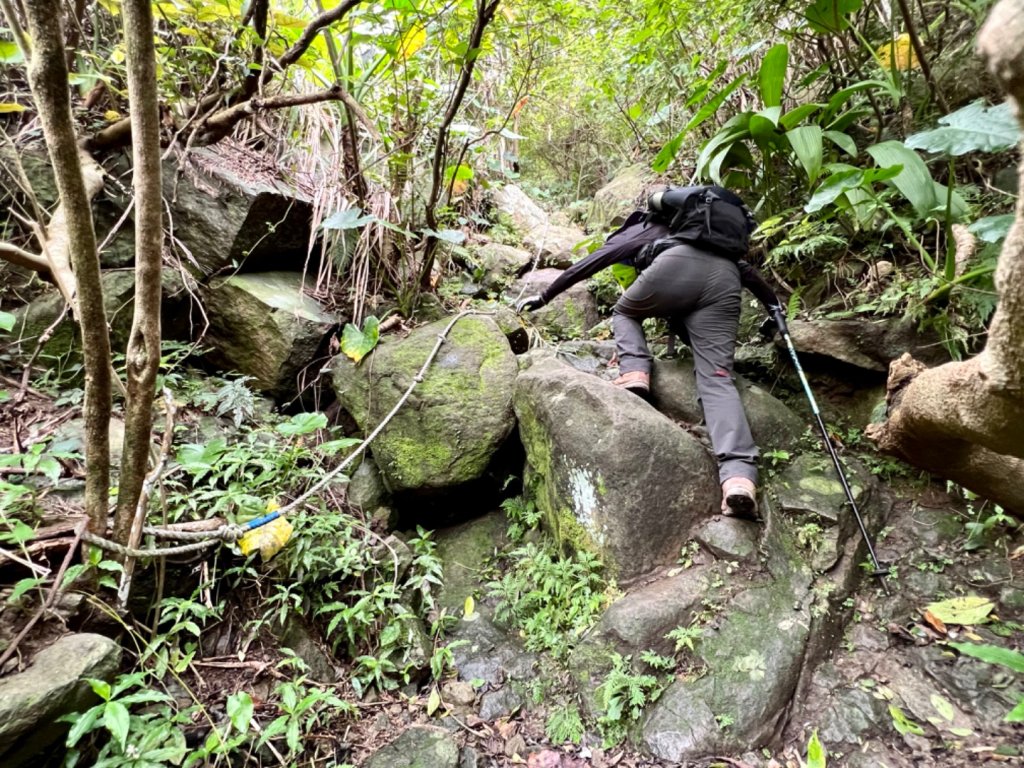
[442,680,477,707]
[504,734,527,759]
[478,685,523,721]
[693,515,760,562]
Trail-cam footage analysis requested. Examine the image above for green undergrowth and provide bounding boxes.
[1,367,450,767]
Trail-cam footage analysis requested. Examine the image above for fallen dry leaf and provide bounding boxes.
[526,749,562,768]
[922,609,947,635]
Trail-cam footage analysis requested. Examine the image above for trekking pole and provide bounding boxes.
[770,307,891,593]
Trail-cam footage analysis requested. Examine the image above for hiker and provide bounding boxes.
[515,185,784,518]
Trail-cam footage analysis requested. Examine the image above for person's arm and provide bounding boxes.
[738,259,780,310]
[538,220,669,303]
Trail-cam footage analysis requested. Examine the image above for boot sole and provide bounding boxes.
[724,493,758,520]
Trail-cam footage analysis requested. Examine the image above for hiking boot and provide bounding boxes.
[612,370,650,397]
[721,477,758,519]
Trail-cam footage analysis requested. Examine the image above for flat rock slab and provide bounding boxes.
[364,726,460,768]
[435,511,508,614]
[0,633,121,765]
[694,515,760,562]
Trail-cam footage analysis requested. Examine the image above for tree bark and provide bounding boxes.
[22,0,112,534]
[113,0,163,546]
[866,0,1024,514]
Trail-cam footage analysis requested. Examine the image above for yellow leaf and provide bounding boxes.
[238,517,293,560]
[398,24,426,61]
[103,110,121,121]
[265,499,281,513]
[0,103,26,113]
[451,178,469,197]
[924,595,994,626]
[876,33,919,72]
[426,686,441,716]
[464,595,475,619]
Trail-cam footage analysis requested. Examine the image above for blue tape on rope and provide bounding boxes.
[242,510,282,531]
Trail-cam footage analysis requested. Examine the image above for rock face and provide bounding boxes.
[332,315,518,494]
[491,184,549,235]
[521,224,587,269]
[508,268,601,340]
[363,726,460,768]
[651,358,806,450]
[514,354,718,583]
[472,242,533,293]
[588,163,657,230]
[0,633,121,766]
[783,318,948,372]
[201,271,337,399]
[10,269,193,360]
[163,148,314,276]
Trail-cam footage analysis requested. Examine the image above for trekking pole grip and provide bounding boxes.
[770,305,789,336]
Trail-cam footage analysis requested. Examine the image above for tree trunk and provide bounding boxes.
[22,0,112,534]
[113,0,163,546]
[866,0,1024,514]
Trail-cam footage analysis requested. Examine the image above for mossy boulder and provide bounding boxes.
[201,271,337,399]
[434,511,508,613]
[331,315,517,494]
[513,354,718,583]
[363,726,460,768]
[10,268,192,362]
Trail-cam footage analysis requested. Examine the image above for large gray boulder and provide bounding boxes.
[332,315,517,494]
[201,271,337,399]
[651,358,806,450]
[588,163,658,231]
[163,148,314,276]
[472,242,533,292]
[514,354,718,583]
[9,268,193,360]
[0,633,121,766]
[490,184,549,235]
[522,223,587,269]
[783,318,948,372]
[508,268,600,340]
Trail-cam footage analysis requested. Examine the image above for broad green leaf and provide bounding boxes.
[824,129,858,157]
[7,577,44,603]
[787,125,824,183]
[686,73,749,132]
[778,102,823,130]
[0,310,14,332]
[930,693,955,722]
[948,641,1024,672]
[322,208,376,231]
[805,168,862,212]
[906,101,1021,156]
[758,43,789,108]
[1006,698,1024,723]
[750,107,782,146]
[889,704,924,736]
[227,691,254,733]
[926,596,995,626]
[104,701,131,751]
[866,141,968,220]
[807,729,827,768]
[804,0,864,34]
[443,163,474,183]
[0,41,24,64]
[65,706,102,747]
[426,686,441,716]
[652,129,686,173]
[423,228,466,245]
[276,412,328,437]
[968,214,1015,243]
[340,315,380,364]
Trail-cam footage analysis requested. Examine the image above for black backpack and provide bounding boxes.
[638,185,757,267]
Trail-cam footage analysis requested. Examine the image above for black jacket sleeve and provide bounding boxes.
[738,260,780,310]
[540,219,670,303]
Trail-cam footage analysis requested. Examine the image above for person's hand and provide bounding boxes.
[515,294,546,313]
[768,304,789,336]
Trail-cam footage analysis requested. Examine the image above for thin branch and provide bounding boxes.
[894,0,950,112]
[266,0,363,83]
[0,242,49,272]
[197,84,380,145]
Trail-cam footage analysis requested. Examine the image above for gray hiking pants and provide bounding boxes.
[612,244,758,485]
